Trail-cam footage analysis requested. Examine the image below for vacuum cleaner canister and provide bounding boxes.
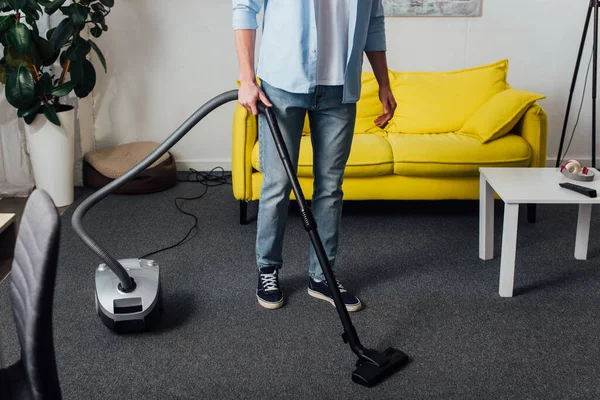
[73,91,241,335]
[95,258,161,333]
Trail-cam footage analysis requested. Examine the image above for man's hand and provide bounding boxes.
[234,29,272,115]
[366,50,396,128]
[238,80,272,116]
[375,85,396,128]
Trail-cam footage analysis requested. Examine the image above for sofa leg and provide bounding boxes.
[527,204,536,223]
[240,201,248,225]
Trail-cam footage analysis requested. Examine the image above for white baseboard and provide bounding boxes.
[176,159,232,172]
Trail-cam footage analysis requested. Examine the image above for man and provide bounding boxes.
[232,0,396,312]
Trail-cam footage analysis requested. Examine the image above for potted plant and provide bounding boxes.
[0,0,111,207]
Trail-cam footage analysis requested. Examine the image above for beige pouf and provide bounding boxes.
[83,141,177,194]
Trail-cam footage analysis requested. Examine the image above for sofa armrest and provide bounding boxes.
[513,103,548,168]
[232,102,258,201]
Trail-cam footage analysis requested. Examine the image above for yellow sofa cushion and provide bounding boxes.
[458,88,545,143]
[387,59,509,134]
[386,132,531,177]
[251,134,394,177]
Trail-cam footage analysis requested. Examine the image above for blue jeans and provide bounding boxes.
[256,80,357,280]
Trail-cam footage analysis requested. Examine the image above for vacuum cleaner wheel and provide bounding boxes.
[95,258,161,333]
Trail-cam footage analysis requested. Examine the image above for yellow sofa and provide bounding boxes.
[231,59,548,223]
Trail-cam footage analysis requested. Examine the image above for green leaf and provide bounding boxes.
[45,0,65,15]
[5,64,35,109]
[45,27,55,41]
[23,113,37,125]
[99,0,113,7]
[24,10,39,24]
[0,0,10,8]
[4,46,26,67]
[0,64,7,84]
[7,23,32,54]
[42,52,59,67]
[70,59,95,98]
[35,32,59,67]
[24,112,37,124]
[37,0,53,7]
[91,10,104,24]
[42,103,60,126]
[91,2,106,12]
[7,0,26,9]
[59,49,67,67]
[90,26,102,38]
[33,36,55,60]
[88,39,106,72]
[17,100,40,118]
[25,0,41,12]
[50,79,75,96]
[0,14,15,33]
[38,71,52,94]
[73,3,89,25]
[27,17,39,36]
[60,3,87,29]
[27,39,41,69]
[49,17,73,49]
[65,36,91,60]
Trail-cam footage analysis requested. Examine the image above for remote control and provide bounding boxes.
[559,182,597,198]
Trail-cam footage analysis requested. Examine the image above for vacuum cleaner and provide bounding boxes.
[71,89,409,387]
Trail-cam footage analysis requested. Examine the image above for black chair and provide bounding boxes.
[0,189,62,400]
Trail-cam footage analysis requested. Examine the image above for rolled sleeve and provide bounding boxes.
[232,0,264,30]
[365,0,387,52]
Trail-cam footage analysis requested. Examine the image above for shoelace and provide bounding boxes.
[319,279,347,293]
[261,271,279,293]
[335,280,347,293]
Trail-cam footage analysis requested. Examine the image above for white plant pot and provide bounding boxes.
[24,107,76,208]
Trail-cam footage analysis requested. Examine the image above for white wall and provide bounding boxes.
[91,0,596,170]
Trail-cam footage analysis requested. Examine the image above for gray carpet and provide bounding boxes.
[1,177,600,399]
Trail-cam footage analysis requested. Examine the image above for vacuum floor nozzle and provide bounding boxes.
[351,348,410,388]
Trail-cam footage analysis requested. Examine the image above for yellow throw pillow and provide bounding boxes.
[387,59,509,134]
[459,88,545,143]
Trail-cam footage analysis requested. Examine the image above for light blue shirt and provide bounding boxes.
[232,0,387,103]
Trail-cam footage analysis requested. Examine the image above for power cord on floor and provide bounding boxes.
[139,167,231,259]
[558,48,593,167]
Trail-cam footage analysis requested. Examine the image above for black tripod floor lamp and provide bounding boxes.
[557,0,599,168]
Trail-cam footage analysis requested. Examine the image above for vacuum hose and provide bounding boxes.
[72,89,240,292]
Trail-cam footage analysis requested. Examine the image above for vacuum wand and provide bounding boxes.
[259,103,410,387]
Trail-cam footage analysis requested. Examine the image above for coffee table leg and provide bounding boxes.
[479,174,494,260]
[499,203,519,297]
[575,204,592,260]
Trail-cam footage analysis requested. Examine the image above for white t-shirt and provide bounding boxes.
[315,0,350,86]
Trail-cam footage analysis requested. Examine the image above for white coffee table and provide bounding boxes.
[0,213,15,235]
[479,167,600,297]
